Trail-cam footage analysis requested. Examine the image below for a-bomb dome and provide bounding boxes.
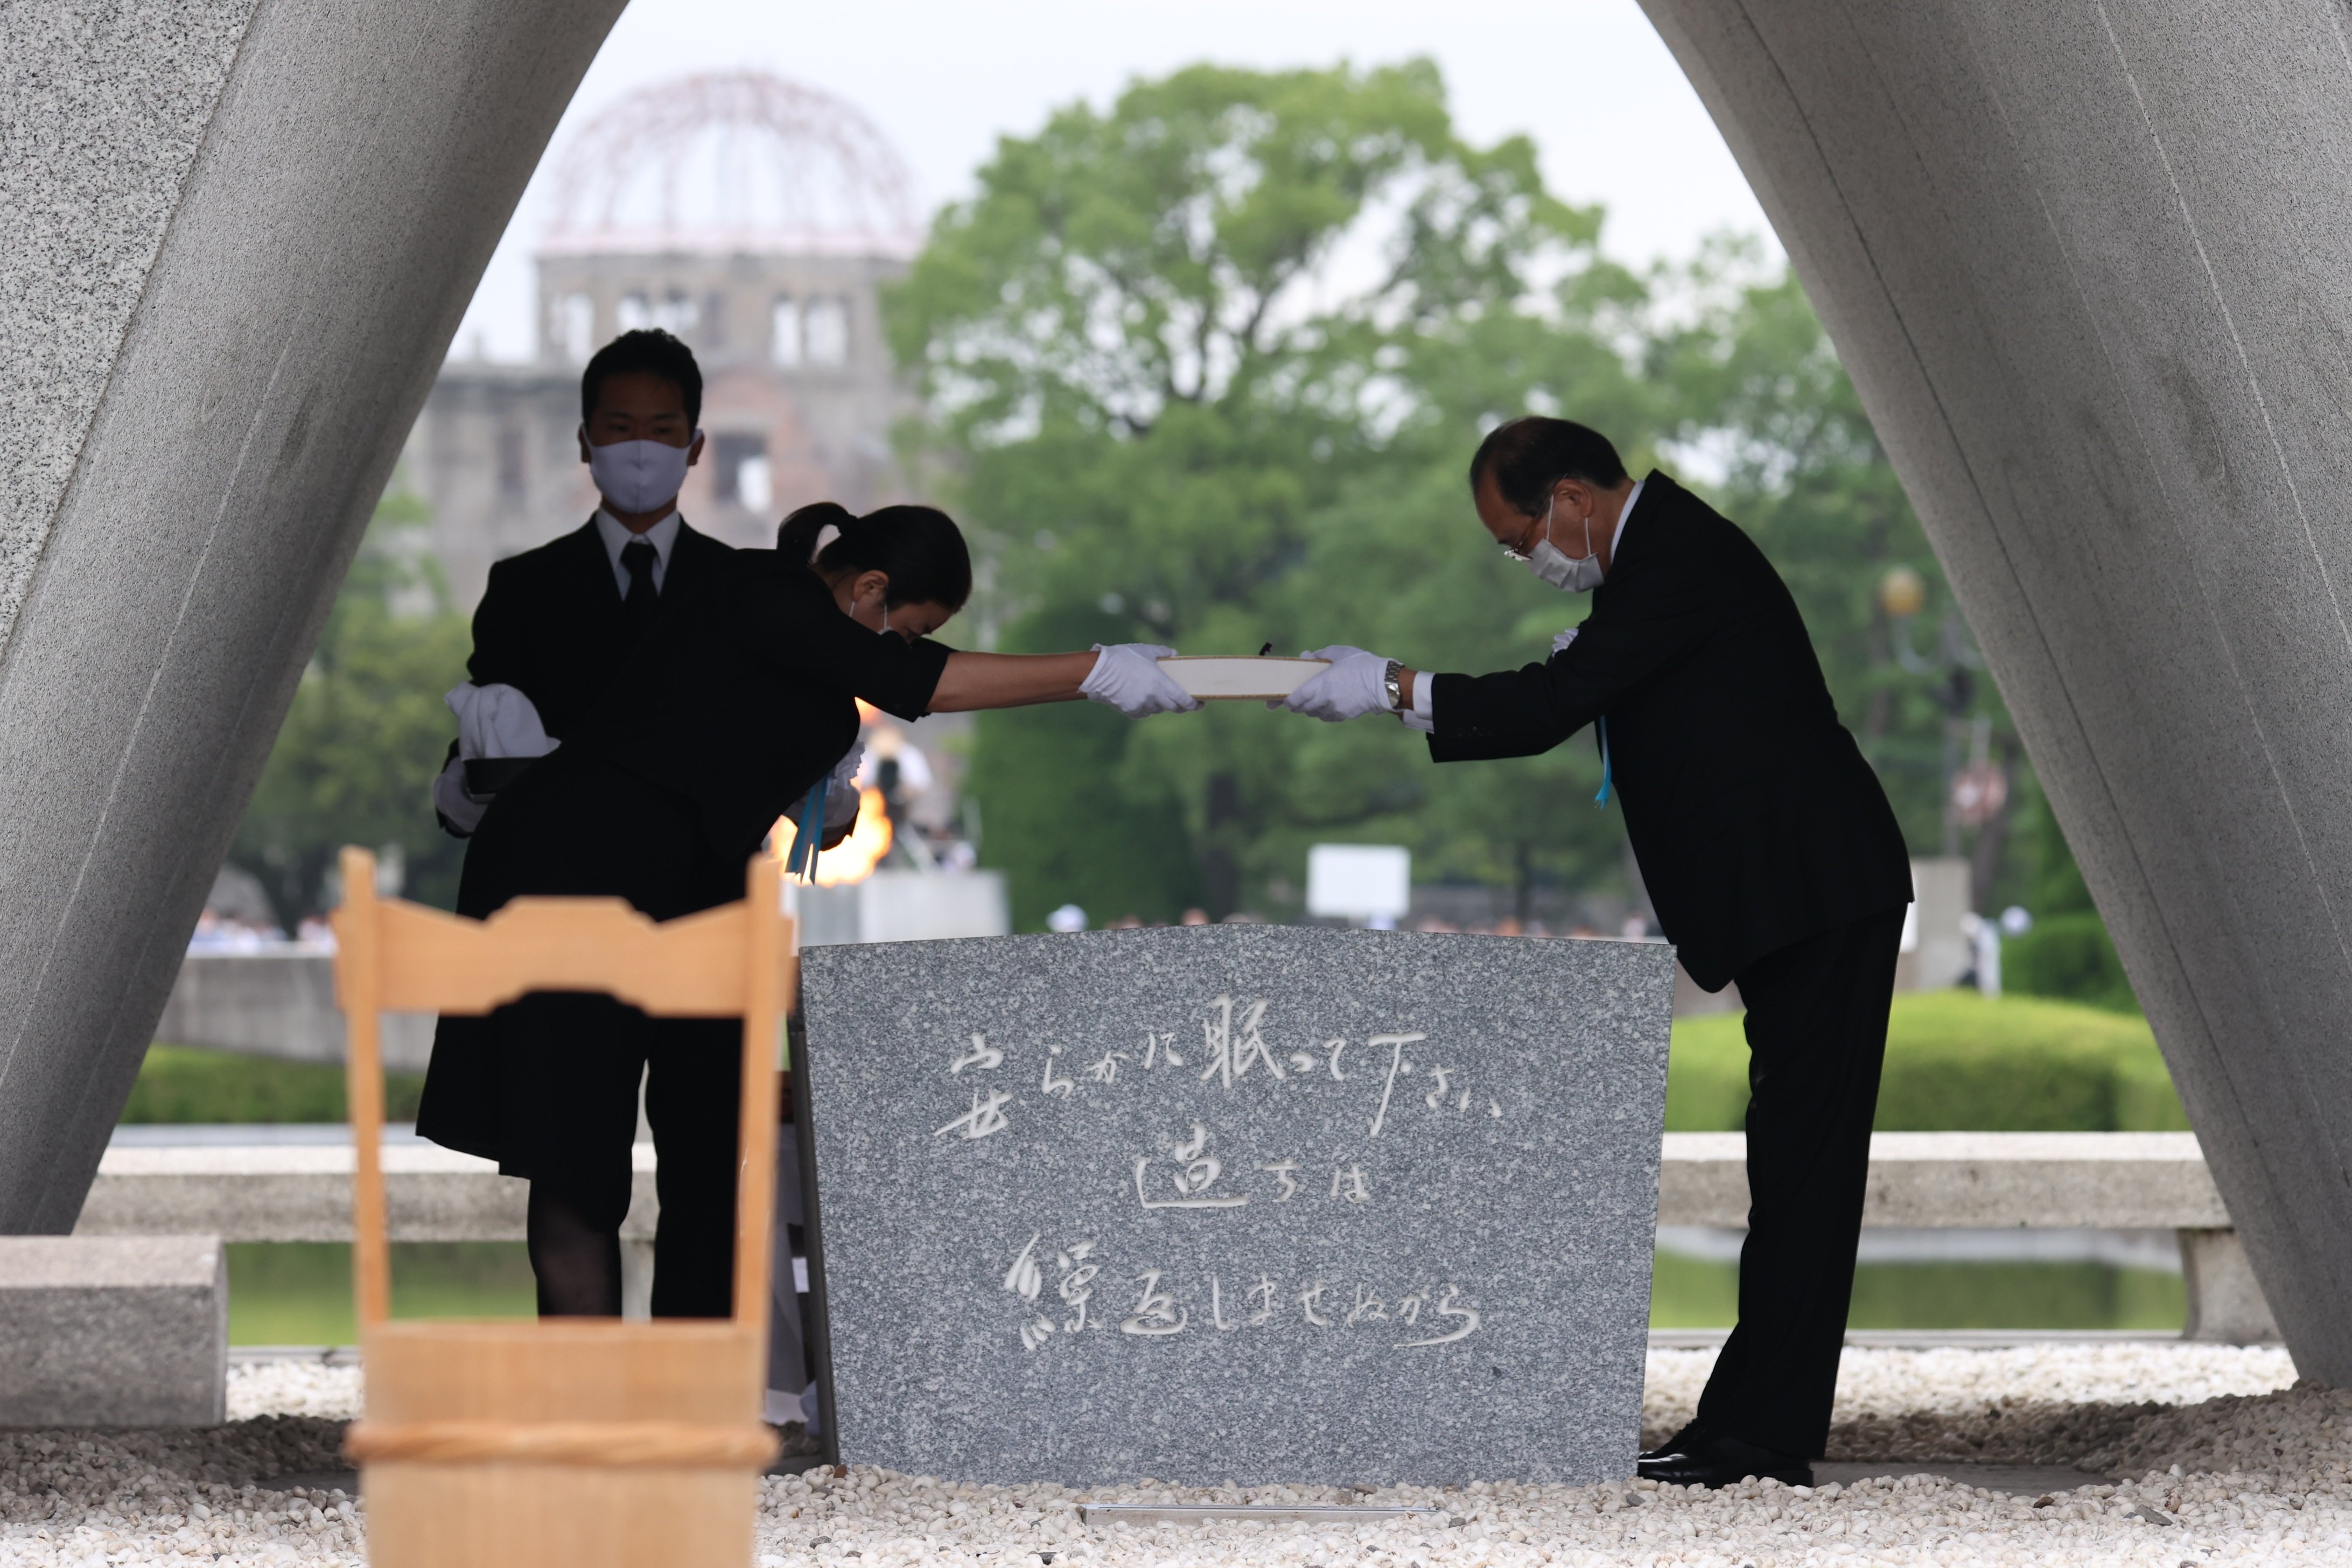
[541,70,920,256]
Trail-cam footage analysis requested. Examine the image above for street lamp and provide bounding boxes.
[1878,566,1991,855]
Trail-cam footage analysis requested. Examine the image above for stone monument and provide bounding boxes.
[799,927,1675,1485]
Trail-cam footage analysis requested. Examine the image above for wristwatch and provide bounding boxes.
[1383,660,1404,712]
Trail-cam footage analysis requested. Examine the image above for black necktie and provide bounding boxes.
[621,539,659,631]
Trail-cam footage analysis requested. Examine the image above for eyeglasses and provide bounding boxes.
[1498,509,1550,562]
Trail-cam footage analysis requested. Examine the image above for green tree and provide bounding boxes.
[1654,245,1974,848]
[890,60,1662,922]
[229,484,471,929]
[893,58,2123,957]
[1657,246,2132,1006]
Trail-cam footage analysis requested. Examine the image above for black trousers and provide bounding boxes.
[1692,906,1905,1457]
[493,995,743,1318]
[416,750,751,1318]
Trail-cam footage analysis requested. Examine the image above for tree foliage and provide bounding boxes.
[229,485,471,928]
[894,59,2098,965]
[893,60,1673,921]
[197,59,2120,1020]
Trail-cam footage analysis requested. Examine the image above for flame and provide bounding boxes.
[772,785,893,885]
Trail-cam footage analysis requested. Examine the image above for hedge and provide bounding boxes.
[1665,989,2189,1132]
[122,1044,426,1124]
[129,991,2181,1134]
[2003,911,2141,1014]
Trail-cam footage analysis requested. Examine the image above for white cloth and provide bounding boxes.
[822,743,865,832]
[431,682,558,834]
[1080,643,1200,717]
[1284,645,1395,723]
[593,507,681,598]
[449,681,557,761]
[1403,480,1643,738]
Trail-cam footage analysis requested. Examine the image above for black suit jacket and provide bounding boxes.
[567,554,953,874]
[466,516,737,740]
[1430,471,1912,990]
[419,517,738,1161]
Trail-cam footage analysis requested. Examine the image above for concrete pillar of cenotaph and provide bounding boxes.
[1639,0,2352,1377]
[0,1,622,1231]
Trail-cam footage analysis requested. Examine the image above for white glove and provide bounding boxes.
[434,683,561,836]
[1553,628,1580,654]
[447,682,556,762]
[1080,643,1201,717]
[432,757,487,836]
[1284,646,1395,723]
[822,742,865,831]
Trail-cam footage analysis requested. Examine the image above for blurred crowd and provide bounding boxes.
[186,910,337,953]
[1050,907,1663,940]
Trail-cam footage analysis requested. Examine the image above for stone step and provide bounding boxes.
[0,1236,226,1427]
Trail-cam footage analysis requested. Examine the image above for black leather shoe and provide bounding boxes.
[1638,1420,1705,1464]
[1635,1430,1813,1489]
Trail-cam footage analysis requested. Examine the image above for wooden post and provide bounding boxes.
[334,845,393,1328]
[732,854,786,1329]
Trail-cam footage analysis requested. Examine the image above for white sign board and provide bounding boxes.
[1306,843,1411,922]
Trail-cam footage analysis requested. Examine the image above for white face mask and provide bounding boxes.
[1520,492,1605,593]
[585,429,698,515]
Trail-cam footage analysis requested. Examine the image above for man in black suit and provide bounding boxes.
[420,328,747,1320]
[432,327,734,831]
[1284,416,1913,1487]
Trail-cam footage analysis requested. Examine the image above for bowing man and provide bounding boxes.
[423,497,1200,1321]
[1280,416,1912,1489]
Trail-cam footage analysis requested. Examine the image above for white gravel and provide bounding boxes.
[2,1345,2344,1565]
[223,1362,363,1424]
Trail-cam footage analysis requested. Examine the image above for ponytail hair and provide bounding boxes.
[777,501,974,614]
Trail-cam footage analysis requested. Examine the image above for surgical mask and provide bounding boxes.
[1519,493,1605,593]
[585,429,698,514]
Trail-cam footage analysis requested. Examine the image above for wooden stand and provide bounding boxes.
[332,847,791,1567]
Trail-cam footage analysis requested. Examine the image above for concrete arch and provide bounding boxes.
[5,0,2349,1377]
[1641,0,2352,1376]
[0,1,622,1230]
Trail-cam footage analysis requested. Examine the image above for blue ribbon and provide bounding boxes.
[785,777,829,881]
[1594,716,1613,809]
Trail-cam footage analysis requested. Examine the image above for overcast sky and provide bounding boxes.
[450,0,1776,362]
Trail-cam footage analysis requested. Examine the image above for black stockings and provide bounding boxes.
[527,1182,623,1317]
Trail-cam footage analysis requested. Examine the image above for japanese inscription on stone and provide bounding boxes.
[800,925,1674,1485]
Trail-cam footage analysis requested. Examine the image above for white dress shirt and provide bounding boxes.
[1405,474,1645,732]
[593,507,682,598]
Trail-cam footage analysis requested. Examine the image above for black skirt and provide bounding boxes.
[413,748,751,1168]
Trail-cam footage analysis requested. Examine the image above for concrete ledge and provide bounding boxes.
[89,1131,2223,1241]
[77,1143,655,1242]
[158,954,434,1073]
[1657,1131,2227,1229]
[1649,1327,2186,1349]
[75,1130,2273,1343]
[0,1237,226,1427]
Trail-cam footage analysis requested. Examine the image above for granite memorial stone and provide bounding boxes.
[799,926,1674,1485]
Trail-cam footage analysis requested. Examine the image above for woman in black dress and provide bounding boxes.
[416,501,1194,1316]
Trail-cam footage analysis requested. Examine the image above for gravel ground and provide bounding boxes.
[2,1345,2343,1565]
